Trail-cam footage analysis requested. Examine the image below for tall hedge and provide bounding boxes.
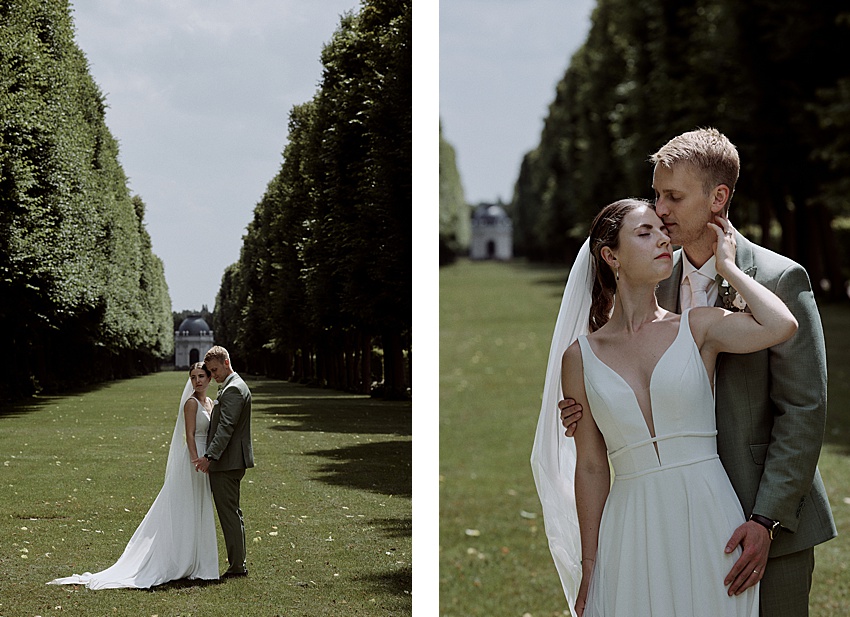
[214,0,411,398]
[0,1,173,397]
[439,123,470,265]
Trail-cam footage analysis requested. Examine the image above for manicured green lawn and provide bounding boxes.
[0,372,411,617]
[440,258,850,617]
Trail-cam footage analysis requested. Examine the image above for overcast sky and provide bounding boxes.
[440,0,596,205]
[71,1,596,312]
[71,0,360,312]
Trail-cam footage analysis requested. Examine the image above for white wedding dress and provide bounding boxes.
[577,310,757,616]
[48,380,219,589]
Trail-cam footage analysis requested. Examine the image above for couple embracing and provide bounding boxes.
[531,128,836,616]
[49,346,252,589]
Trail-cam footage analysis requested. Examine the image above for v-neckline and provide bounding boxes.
[195,396,212,415]
[582,314,686,448]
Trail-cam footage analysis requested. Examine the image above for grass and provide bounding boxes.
[439,258,850,617]
[0,372,411,617]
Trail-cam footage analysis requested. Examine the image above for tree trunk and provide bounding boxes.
[382,329,407,399]
[360,331,372,395]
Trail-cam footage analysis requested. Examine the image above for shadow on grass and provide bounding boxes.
[253,380,411,438]
[0,397,59,419]
[144,577,225,592]
[371,516,412,539]
[362,565,412,597]
[0,373,153,419]
[304,440,411,498]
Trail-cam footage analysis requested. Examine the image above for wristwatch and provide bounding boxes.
[749,514,780,540]
[204,454,215,461]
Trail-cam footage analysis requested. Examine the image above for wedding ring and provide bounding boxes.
[726,231,733,237]
[753,569,759,574]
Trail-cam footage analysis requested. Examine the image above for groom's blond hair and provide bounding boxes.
[649,127,739,213]
[204,346,230,365]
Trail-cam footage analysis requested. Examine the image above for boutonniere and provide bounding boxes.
[717,267,757,312]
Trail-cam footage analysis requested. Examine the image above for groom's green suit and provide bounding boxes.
[206,372,254,575]
[657,233,836,613]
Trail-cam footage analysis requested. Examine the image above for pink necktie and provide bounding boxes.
[688,271,712,308]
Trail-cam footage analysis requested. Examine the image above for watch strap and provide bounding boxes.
[749,513,779,540]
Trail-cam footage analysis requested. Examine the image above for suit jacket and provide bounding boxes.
[206,373,254,472]
[657,233,836,557]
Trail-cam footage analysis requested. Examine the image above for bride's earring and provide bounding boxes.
[615,266,619,282]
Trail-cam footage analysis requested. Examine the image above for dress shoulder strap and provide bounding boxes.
[575,335,600,371]
[576,335,590,358]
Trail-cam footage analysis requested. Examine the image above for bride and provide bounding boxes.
[48,363,219,589]
[531,199,797,616]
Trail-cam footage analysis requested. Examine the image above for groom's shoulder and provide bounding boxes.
[231,373,252,396]
[743,236,805,276]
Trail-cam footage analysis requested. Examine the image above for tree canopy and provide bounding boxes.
[512,0,850,298]
[439,123,470,265]
[214,0,411,398]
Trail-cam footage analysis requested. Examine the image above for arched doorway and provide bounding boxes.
[190,348,200,365]
[487,240,496,258]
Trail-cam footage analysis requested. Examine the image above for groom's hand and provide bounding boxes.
[559,398,583,437]
[195,457,211,474]
[723,521,770,595]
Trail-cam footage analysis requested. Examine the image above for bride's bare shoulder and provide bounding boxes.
[561,339,583,369]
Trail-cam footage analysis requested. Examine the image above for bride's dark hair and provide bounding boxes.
[189,362,211,377]
[588,198,653,332]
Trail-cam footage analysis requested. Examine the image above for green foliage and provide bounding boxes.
[215,0,411,398]
[0,0,173,397]
[439,123,470,265]
[512,0,850,299]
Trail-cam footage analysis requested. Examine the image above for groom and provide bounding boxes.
[560,128,836,616]
[195,345,254,578]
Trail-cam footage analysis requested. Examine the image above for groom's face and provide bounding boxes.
[652,163,716,247]
[206,359,228,383]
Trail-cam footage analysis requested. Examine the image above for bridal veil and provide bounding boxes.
[530,238,593,608]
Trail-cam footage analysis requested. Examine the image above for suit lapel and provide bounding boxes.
[734,233,756,275]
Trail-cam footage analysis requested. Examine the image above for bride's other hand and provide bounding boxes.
[707,215,737,277]
[575,573,591,617]
[574,598,586,617]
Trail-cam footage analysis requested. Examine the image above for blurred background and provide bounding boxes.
[440,1,850,615]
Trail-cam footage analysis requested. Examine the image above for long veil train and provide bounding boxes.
[48,379,218,589]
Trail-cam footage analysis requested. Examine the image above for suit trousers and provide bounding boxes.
[760,547,814,617]
[209,468,247,574]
